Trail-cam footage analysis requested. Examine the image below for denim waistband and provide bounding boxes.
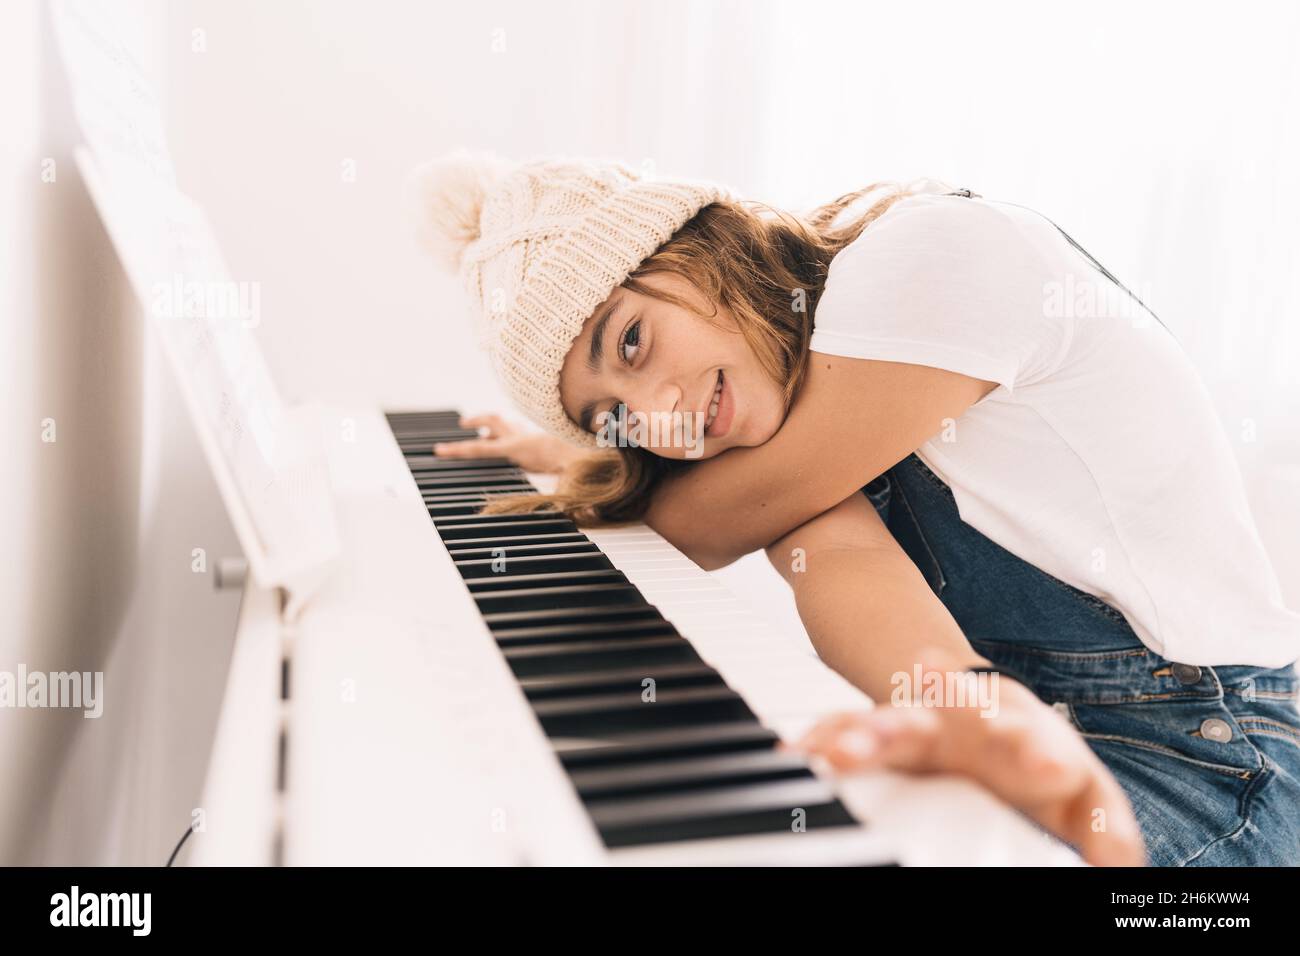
[961,637,1300,706]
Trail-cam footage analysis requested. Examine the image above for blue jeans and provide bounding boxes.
[865,453,1300,866]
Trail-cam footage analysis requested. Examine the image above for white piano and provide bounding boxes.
[190,407,1082,867]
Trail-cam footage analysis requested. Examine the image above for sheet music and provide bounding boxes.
[50,0,176,188]
[54,0,339,607]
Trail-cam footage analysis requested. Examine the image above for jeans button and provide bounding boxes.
[1172,663,1203,685]
[1200,718,1233,742]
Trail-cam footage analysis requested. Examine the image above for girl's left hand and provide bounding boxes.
[433,412,586,474]
[782,647,1147,867]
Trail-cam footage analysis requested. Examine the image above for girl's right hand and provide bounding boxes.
[433,413,586,474]
[784,646,1148,867]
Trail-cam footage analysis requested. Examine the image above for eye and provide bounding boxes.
[618,319,642,364]
[610,402,639,446]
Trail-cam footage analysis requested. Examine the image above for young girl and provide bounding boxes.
[411,152,1300,866]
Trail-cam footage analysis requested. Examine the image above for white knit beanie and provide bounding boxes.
[406,151,731,446]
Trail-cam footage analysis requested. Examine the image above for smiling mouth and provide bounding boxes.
[704,371,723,429]
[703,369,734,438]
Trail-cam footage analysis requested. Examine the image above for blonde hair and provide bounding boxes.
[480,180,926,525]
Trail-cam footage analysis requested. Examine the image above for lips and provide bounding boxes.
[703,371,723,429]
[703,369,735,439]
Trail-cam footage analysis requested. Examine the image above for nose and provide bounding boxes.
[622,377,682,423]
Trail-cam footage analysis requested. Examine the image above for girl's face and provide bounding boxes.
[558,271,787,460]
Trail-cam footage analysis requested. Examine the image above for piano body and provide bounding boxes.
[191,407,1082,867]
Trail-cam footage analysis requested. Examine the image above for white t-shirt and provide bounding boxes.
[810,188,1300,668]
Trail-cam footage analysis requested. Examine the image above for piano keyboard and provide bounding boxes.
[386,409,893,863]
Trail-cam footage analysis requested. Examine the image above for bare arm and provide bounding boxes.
[644,356,998,570]
[763,491,991,702]
[765,494,1147,866]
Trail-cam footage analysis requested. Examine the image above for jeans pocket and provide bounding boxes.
[1233,701,1300,756]
[1067,697,1264,779]
[1066,701,1266,866]
[1218,666,1300,759]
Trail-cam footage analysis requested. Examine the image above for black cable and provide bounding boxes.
[165,823,195,867]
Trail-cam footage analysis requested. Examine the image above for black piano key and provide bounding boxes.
[429,498,531,514]
[454,552,615,578]
[397,427,482,443]
[465,569,628,593]
[412,467,525,481]
[482,603,665,631]
[425,489,535,503]
[425,499,538,512]
[587,777,858,848]
[426,502,490,517]
[403,455,516,471]
[405,457,519,471]
[446,540,600,560]
[445,532,589,552]
[422,493,534,506]
[387,409,461,418]
[492,619,679,648]
[435,511,568,527]
[424,497,546,517]
[531,684,755,737]
[472,583,646,615]
[389,412,466,424]
[518,662,721,700]
[502,635,698,677]
[418,475,534,491]
[427,487,533,503]
[554,721,782,767]
[394,425,478,438]
[569,747,814,800]
[436,518,578,541]
[402,441,487,454]
[424,493,538,511]
[386,410,463,433]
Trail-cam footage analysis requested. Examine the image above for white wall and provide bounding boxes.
[1,0,242,865]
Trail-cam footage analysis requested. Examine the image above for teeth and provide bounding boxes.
[705,372,723,430]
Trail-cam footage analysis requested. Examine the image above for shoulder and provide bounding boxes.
[827,193,1049,281]
[818,193,1065,319]
[812,193,1076,391]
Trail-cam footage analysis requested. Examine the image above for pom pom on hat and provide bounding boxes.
[404,149,513,273]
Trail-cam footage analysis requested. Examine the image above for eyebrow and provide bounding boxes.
[578,298,621,432]
[586,298,619,373]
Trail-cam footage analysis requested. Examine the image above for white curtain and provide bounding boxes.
[746,0,1300,399]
